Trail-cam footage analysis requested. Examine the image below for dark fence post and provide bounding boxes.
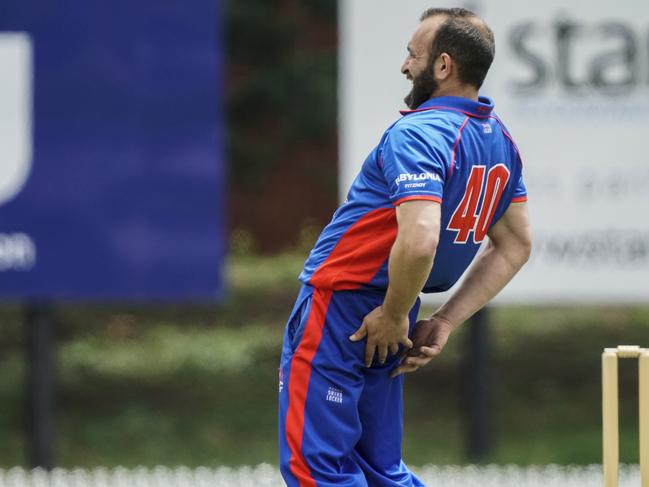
[462,306,492,462]
[25,304,56,469]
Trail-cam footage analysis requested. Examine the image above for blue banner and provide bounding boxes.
[0,1,224,300]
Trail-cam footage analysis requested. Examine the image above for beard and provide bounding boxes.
[404,64,439,109]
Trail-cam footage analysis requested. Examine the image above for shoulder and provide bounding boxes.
[489,112,522,157]
[385,111,463,148]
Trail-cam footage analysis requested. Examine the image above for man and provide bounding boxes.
[278,7,532,487]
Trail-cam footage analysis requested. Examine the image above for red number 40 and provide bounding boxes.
[447,164,510,244]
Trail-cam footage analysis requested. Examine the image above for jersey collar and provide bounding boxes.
[399,95,494,118]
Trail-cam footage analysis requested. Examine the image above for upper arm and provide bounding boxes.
[487,201,532,254]
[395,200,442,255]
[381,123,449,206]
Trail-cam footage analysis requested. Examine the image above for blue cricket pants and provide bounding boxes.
[278,284,424,487]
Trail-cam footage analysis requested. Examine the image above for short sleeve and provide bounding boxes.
[380,124,447,206]
[511,172,528,203]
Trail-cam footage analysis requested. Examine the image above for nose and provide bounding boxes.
[401,57,409,75]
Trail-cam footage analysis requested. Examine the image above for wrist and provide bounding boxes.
[430,312,455,330]
[381,303,407,323]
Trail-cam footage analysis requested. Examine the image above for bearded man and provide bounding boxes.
[278,8,532,487]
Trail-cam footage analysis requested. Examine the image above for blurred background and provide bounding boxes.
[1,0,648,479]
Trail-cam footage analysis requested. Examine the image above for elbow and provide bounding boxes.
[520,240,532,266]
[493,234,532,270]
[520,229,533,263]
[414,238,439,261]
[513,235,533,267]
[404,230,439,261]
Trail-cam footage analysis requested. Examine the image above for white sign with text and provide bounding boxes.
[340,0,649,303]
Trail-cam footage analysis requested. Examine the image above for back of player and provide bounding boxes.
[299,96,527,296]
[414,98,528,293]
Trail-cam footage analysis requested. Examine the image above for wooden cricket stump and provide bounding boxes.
[602,346,649,487]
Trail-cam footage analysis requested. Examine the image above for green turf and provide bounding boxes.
[0,252,647,468]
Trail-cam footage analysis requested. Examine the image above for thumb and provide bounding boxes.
[349,323,367,341]
[421,344,443,357]
[425,335,446,355]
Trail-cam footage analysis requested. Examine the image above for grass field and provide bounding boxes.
[0,252,648,468]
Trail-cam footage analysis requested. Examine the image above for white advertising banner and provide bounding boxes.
[340,0,649,304]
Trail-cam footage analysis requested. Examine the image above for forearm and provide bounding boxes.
[433,242,528,327]
[383,236,436,320]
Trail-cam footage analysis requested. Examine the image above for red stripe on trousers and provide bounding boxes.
[285,288,333,487]
[286,208,398,484]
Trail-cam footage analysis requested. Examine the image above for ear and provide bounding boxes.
[435,52,453,81]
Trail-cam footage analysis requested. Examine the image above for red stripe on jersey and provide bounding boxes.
[309,208,398,290]
[490,115,523,161]
[449,116,470,178]
[393,195,442,206]
[285,288,333,487]
[511,196,528,203]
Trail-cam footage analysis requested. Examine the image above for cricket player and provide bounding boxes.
[278,7,532,486]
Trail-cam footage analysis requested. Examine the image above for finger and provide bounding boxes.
[349,323,367,342]
[389,343,399,356]
[377,344,389,364]
[401,337,413,349]
[420,345,442,357]
[401,345,422,361]
[406,345,424,358]
[403,355,432,368]
[405,345,440,361]
[390,364,419,379]
[398,345,411,360]
[365,341,376,367]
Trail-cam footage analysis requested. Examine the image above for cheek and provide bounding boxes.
[410,62,424,79]
[415,58,430,74]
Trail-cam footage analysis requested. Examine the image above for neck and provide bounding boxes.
[430,83,479,101]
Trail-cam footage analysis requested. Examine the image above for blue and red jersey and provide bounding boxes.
[299,95,527,294]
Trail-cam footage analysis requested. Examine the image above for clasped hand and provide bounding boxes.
[349,308,454,378]
[389,316,454,378]
[349,305,412,367]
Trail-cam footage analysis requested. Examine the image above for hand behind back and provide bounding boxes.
[390,316,454,378]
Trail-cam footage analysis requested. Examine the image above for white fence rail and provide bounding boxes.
[0,464,641,487]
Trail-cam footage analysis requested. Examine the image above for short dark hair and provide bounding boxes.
[420,8,495,89]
